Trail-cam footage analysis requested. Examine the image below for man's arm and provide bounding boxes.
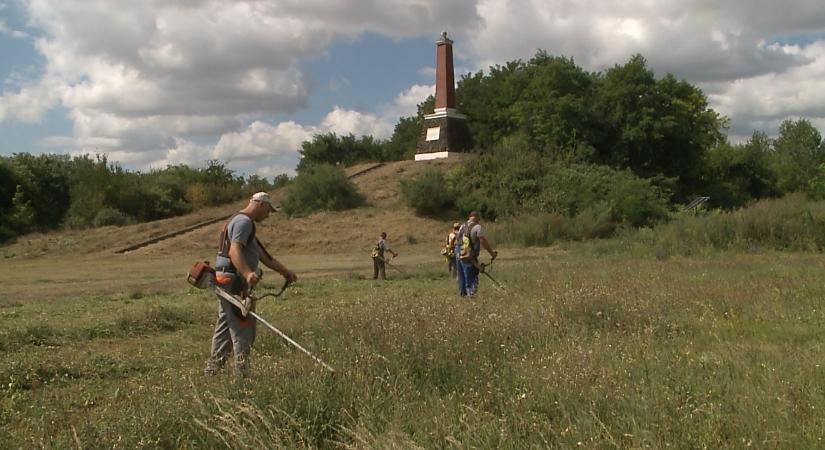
[478,236,497,258]
[385,241,398,258]
[229,241,260,287]
[257,244,298,282]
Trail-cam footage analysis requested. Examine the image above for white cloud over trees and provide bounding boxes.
[1,0,824,174]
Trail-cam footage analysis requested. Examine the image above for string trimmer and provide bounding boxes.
[187,261,335,373]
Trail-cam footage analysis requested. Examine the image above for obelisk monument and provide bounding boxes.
[414,31,471,161]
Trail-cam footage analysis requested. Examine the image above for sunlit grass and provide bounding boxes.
[3,249,825,447]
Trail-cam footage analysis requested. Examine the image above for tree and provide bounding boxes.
[7,153,72,229]
[593,54,726,199]
[703,132,777,209]
[510,52,600,158]
[770,118,824,194]
[456,61,526,149]
[383,116,422,160]
[296,133,386,171]
[281,164,364,217]
[400,169,455,216]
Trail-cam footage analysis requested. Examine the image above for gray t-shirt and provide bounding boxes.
[375,238,392,257]
[470,222,485,242]
[459,220,484,247]
[215,214,259,272]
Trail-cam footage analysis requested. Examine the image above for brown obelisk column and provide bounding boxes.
[415,31,471,161]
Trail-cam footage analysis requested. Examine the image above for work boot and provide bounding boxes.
[204,356,225,376]
[234,353,251,378]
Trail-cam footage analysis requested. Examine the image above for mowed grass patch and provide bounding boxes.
[3,250,825,447]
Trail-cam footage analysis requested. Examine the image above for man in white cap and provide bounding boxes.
[205,191,297,377]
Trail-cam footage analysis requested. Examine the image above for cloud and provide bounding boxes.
[707,41,825,140]
[0,76,62,122]
[466,0,823,82]
[465,0,825,138]
[381,83,434,120]
[0,19,28,39]
[4,0,825,176]
[0,0,476,175]
[37,78,432,178]
[156,82,431,176]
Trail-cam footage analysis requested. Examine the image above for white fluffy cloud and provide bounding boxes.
[148,82,433,177]
[0,20,26,39]
[468,0,823,81]
[0,0,468,175]
[2,0,825,175]
[465,0,825,141]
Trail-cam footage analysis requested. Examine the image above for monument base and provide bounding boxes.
[414,108,471,159]
[414,151,461,161]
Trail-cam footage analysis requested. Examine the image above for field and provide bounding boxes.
[4,246,825,449]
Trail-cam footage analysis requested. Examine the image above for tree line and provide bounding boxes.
[4,50,824,241]
[0,154,288,242]
[300,51,825,219]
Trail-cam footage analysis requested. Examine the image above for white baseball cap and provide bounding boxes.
[251,192,278,211]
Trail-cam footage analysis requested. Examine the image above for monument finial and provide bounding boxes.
[438,31,453,44]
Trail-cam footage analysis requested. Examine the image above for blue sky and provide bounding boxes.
[1,0,825,177]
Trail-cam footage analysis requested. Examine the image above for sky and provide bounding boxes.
[1,0,825,178]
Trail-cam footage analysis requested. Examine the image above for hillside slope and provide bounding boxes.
[1,157,471,260]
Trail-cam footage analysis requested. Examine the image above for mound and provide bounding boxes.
[1,157,471,260]
[1,156,500,302]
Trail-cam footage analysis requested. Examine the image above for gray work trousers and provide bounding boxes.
[205,296,256,376]
[373,256,386,280]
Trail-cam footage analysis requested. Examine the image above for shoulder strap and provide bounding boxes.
[256,237,272,261]
[217,212,255,256]
[465,222,479,245]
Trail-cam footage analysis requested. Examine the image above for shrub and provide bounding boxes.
[400,169,455,216]
[457,141,671,228]
[281,164,364,217]
[92,208,133,227]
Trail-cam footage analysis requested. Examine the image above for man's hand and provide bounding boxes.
[245,271,261,288]
[282,270,298,283]
[392,251,399,258]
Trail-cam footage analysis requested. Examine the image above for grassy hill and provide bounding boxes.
[1,157,472,301]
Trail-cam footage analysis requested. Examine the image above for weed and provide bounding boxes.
[115,305,192,335]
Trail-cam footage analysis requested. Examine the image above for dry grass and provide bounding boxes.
[0,158,468,262]
[6,159,825,447]
[4,249,825,448]
[1,158,473,303]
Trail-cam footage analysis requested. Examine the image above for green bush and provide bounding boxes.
[457,140,671,228]
[400,169,455,216]
[296,133,387,171]
[281,164,364,217]
[92,208,133,227]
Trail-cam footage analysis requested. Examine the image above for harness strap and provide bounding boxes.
[217,212,255,257]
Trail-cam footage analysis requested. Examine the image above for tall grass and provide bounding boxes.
[4,252,825,447]
[492,193,825,256]
[644,193,825,254]
[488,209,616,246]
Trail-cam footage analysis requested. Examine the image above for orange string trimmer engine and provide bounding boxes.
[187,260,216,289]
